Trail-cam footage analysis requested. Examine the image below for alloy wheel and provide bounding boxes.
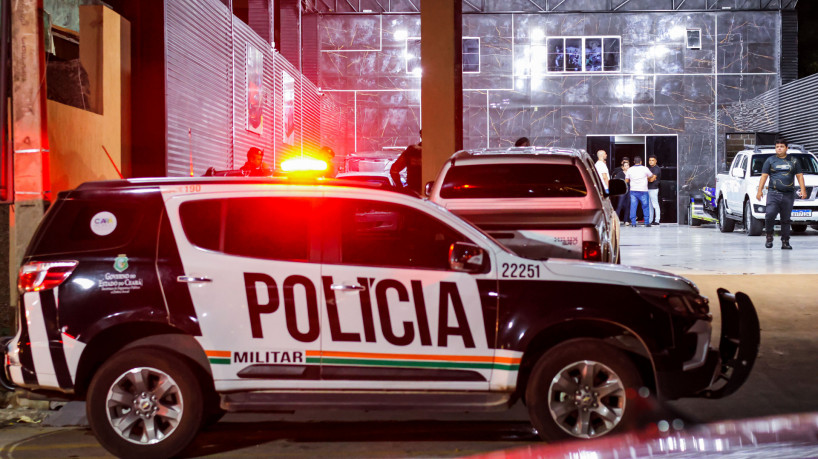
[105,367,184,445]
[547,360,626,439]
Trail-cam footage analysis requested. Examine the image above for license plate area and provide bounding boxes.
[791,209,812,217]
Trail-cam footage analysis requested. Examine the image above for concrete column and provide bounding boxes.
[10,0,50,301]
[420,0,462,190]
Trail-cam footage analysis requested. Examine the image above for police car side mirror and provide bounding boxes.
[607,179,626,196]
[731,168,745,178]
[449,242,486,273]
[425,181,434,197]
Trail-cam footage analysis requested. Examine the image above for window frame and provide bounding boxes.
[686,29,702,50]
[405,37,482,75]
[543,36,621,74]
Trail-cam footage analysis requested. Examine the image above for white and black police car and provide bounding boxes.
[3,176,759,458]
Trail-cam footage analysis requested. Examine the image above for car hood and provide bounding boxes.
[543,259,698,293]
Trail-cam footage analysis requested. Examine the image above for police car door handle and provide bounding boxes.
[177,275,212,284]
[330,283,365,291]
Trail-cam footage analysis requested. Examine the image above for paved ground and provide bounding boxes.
[1,224,817,457]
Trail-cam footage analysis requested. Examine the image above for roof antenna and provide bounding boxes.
[101,145,124,179]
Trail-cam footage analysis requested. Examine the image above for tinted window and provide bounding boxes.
[440,163,587,199]
[334,199,466,270]
[32,199,149,256]
[751,154,818,176]
[180,197,314,261]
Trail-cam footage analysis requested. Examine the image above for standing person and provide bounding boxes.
[390,130,423,194]
[319,146,337,178]
[625,156,654,227]
[613,157,631,225]
[595,150,610,192]
[756,138,807,250]
[647,155,662,225]
[514,137,531,147]
[240,147,272,176]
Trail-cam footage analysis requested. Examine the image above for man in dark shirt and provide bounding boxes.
[647,155,662,225]
[756,138,807,249]
[240,147,272,176]
[612,157,630,225]
[391,130,422,194]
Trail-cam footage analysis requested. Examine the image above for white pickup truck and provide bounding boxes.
[714,145,818,235]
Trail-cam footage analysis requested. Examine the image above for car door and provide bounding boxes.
[164,190,325,391]
[318,194,501,391]
[726,154,746,211]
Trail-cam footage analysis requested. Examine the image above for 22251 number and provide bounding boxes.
[501,263,540,278]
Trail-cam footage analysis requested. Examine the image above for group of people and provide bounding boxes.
[595,150,662,227]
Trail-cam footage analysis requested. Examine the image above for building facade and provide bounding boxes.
[313,0,797,222]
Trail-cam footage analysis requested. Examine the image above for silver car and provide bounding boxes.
[427,146,625,263]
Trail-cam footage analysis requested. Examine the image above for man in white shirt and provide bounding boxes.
[625,156,654,227]
[594,150,610,192]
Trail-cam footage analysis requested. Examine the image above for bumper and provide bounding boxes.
[657,288,760,400]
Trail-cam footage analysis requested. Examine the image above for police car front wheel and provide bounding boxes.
[86,348,204,459]
[525,339,642,442]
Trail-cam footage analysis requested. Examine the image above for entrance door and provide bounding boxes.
[646,137,678,223]
[587,135,678,223]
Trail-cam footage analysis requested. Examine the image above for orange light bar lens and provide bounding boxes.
[281,158,328,173]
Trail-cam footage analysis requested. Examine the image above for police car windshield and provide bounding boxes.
[440,164,587,199]
[750,153,818,176]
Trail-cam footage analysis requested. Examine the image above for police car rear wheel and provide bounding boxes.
[526,339,641,442]
[87,349,204,459]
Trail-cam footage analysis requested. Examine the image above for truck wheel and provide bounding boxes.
[718,200,735,233]
[792,224,807,233]
[688,205,702,227]
[744,201,763,236]
[526,339,642,442]
[87,349,204,459]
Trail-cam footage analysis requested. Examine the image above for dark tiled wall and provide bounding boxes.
[318,11,781,219]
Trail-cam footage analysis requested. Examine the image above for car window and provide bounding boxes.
[330,199,469,270]
[739,155,747,171]
[751,153,818,176]
[440,163,587,199]
[179,197,316,262]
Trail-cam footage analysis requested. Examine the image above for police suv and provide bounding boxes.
[3,177,759,458]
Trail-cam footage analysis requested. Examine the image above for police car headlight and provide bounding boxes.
[754,204,766,213]
[636,287,709,316]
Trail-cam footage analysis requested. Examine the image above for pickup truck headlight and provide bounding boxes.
[635,287,710,316]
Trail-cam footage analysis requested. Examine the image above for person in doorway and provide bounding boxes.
[647,155,662,225]
[391,130,423,194]
[514,137,531,147]
[756,138,807,250]
[613,157,630,225]
[240,147,272,176]
[625,156,654,227]
[595,150,610,193]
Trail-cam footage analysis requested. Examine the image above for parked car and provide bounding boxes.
[3,176,757,458]
[714,144,818,235]
[426,146,626,263]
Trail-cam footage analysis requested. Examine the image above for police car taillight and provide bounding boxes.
[18,261,78,292]
[582,242,601,261]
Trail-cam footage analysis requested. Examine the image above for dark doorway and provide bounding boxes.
[587,135,678,223]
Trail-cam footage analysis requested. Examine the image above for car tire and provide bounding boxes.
[792,224,808,233]
[525,339,642,442]
[86,348,204,459]
[688,205,702,227]
[718,199,735,233]
[744,201,763,236]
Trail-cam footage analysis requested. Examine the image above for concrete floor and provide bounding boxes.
[619,223,818,275]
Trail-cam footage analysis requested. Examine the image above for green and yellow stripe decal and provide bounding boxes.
[206,350,231,365]
[306,350,521,372]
